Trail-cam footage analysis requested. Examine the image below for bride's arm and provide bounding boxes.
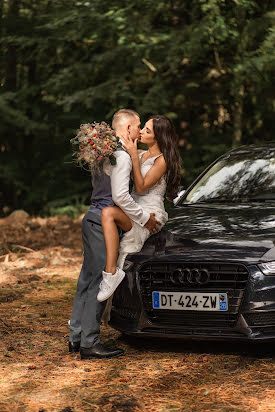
[122,138,166,194]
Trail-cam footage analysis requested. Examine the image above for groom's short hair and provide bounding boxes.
[112,109,139,129]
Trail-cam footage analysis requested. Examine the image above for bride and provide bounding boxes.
[97,115,181,302]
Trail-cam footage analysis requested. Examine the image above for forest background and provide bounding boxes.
[0,0,274,217]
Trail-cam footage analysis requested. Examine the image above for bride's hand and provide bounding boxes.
[121,135,138,158]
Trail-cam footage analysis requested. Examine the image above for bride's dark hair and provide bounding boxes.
[150,115,182,199]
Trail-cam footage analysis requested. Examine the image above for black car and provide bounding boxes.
[109,144,275,341]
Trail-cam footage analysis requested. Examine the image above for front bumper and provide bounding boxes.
[109,263,275,342]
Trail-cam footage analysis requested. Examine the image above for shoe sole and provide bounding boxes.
[80,352,124,360]
[97,272,125,302]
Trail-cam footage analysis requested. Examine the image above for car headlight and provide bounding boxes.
[259,261,275,276]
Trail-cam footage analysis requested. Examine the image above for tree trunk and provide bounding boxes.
[232,85,244,148]
[0,0,5,80]
[0,0,3,34]
[5,0,19,91]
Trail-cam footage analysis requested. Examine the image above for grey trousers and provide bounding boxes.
[69,211,107,348]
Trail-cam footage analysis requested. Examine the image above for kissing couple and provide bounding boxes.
[69,109,181,359]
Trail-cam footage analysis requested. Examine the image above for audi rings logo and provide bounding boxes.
[170,268,210,285]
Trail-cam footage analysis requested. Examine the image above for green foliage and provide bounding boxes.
[48,204,89,219]
[42,193,90,218]
[0,0,274,215]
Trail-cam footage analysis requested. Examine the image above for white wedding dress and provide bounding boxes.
[117,151,168,269]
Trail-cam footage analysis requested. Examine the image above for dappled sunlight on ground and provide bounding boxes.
[0,216,274,411]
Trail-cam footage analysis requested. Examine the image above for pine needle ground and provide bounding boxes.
[0,216,274,412]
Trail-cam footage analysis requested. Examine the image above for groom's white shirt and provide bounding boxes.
[104,149,150,227]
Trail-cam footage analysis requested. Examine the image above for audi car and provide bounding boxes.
[109,144,275,341]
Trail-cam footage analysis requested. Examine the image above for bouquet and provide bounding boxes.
[71,121,121,172]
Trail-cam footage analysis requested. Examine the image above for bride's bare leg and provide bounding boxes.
[101,206,132,274]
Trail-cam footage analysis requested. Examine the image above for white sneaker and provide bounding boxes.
[97,268,125,302]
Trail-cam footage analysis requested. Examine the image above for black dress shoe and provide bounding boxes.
[80,343,124,359]
[69,341,80,353]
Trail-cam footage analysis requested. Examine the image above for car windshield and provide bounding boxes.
[180,150,275,204]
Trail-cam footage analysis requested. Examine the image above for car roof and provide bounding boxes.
[224,143,275,157]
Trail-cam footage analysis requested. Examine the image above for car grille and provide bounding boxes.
[113,306,140,320]
[138,262,249,328]
[245,312,275,326]
[111,276,141,321]
[142,328,246,338]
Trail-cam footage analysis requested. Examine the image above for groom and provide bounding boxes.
[69,109,159,359]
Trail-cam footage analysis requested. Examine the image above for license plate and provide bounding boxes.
[152,291,228,311]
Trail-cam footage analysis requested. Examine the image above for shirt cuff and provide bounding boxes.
[139,210,150,227]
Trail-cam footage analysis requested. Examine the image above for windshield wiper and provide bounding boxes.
[189,198,236,204]
[248,198,275,202]
[188,197,275,204]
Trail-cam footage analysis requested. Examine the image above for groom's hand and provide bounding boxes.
[144,213,160,234]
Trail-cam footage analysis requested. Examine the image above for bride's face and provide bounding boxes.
[140,119,156,145]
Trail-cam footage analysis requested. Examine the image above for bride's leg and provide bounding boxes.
[101,206,132,274]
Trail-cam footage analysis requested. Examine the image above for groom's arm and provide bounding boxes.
[110,150,150,227]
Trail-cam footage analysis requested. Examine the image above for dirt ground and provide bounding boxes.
[0,214,274,412]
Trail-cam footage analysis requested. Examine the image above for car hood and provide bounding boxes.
[136,203,275,264]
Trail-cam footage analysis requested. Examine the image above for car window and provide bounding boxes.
[181,151,275,204]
